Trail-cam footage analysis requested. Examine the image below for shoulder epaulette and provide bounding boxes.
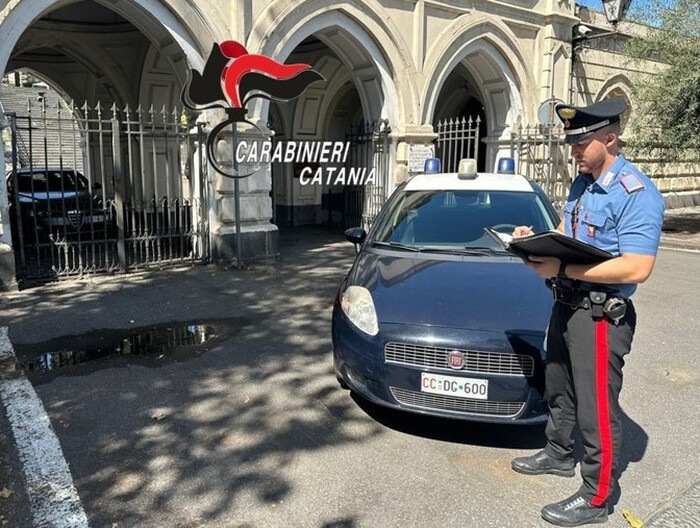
[620,172,645,194]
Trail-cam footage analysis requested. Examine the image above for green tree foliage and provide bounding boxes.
[624,0,700,160]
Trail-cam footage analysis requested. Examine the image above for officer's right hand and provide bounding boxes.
[512,226,534,238]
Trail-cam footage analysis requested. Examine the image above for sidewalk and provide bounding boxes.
[646,479,700,528]
[661,206,700,251]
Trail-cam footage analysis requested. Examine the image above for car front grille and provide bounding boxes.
[390,386,524,417]
[67,210,84,229]
[384,342,534,377]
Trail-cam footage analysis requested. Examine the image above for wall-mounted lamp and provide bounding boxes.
[601,0,632,26]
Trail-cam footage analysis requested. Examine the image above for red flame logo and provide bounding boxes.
[183,40,324,110]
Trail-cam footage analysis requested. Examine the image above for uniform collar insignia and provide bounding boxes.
[602,171,615,187]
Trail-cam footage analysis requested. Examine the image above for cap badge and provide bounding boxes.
[559,108,577,119]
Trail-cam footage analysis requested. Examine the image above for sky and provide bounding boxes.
[575,0,676,23]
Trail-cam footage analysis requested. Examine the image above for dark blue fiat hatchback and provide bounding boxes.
[332,160,560,424]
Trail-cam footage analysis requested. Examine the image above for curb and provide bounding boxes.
[645,479,700,527]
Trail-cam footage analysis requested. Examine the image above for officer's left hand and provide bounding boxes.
[526,256,561,278]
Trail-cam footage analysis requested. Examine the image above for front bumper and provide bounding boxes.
[332,304,547,424]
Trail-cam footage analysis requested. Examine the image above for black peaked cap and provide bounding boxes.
[555,98,628,144]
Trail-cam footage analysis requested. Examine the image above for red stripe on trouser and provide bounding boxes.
[592,320,612,507]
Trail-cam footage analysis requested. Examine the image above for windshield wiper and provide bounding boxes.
[416,246,497,256]
[372,242,507,256]
[462,246,510,255]
[371,241,421,252]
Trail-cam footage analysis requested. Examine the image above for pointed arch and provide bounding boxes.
[246,0,418,127]
[421,15,536,130]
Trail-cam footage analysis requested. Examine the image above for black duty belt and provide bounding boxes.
[546,279,628,323]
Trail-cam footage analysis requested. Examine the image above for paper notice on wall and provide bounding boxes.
[408,144,435,173]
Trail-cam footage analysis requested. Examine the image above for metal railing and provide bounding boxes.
[344,120,392,229]
[436,116,481,172]
[6,100,209,285]
[509,123,572,210]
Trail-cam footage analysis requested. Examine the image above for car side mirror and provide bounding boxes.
[344,227,366,252]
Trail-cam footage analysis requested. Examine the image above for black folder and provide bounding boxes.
[484,227,613,265]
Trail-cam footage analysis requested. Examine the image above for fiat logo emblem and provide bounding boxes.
[447,351,464,370]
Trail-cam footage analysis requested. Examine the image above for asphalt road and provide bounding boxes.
[0,226,698,527]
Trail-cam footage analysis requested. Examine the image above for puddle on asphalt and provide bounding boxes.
[14,320,244,377]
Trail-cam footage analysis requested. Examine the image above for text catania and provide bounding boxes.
[235,140,376,186]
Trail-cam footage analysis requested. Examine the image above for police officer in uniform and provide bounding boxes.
[510,98,665,526]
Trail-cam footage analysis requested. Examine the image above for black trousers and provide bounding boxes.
[543,300,636,506]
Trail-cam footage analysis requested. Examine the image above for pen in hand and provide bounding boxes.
[512,225,534,238]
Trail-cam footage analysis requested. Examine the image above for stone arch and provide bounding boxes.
[246,0,417,128]
[595,74,634,103]
[596,75,634,133]
[0,0,213,92]
[422,15,534,129]
[0,0,215,249]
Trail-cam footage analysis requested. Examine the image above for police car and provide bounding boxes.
[331,158,559,424]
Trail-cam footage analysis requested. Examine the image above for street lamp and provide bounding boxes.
[601,0,632,26]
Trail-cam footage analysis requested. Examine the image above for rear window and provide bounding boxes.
[15,171,89,193]
[372,190,556,249]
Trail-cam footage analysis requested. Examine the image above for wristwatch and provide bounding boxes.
[557,261,568,279]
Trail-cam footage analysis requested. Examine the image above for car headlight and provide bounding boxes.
[340,285,379,336]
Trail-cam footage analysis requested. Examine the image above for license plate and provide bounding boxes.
[420,372,488,400]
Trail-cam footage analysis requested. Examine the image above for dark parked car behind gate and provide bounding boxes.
[7,167,110,244]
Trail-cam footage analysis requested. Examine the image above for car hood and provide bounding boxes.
[346,250,552,332]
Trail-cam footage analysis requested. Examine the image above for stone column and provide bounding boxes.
[0,115,17,290]
[394,123,437,185]
[203,112,278,263]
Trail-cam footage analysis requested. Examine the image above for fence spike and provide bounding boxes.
[135,103,143,116]
[475,115,481,125]
[124,103,131,119]
[148,104,156,117]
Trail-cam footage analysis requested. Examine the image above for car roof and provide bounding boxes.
[404,172,534,193]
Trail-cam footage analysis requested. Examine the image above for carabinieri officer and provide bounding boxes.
[510,98,665,527]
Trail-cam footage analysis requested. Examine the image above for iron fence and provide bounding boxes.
[436,116,481,172]
[509,123,572,210]
[344,120,392,229]
[5,99,209,285]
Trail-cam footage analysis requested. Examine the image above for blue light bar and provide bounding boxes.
[497,157,515,174]
[423,158,441,174]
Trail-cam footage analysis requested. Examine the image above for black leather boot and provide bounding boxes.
[541,493,608,526]
[511,449,575,477]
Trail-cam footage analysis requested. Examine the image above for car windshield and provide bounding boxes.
[371,189,556,250]
[15,171,89,193]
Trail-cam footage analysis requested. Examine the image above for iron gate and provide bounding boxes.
[344,119,392,229]
[435,116,481,172]
[5,100,209,285]
[509,123,572,210]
